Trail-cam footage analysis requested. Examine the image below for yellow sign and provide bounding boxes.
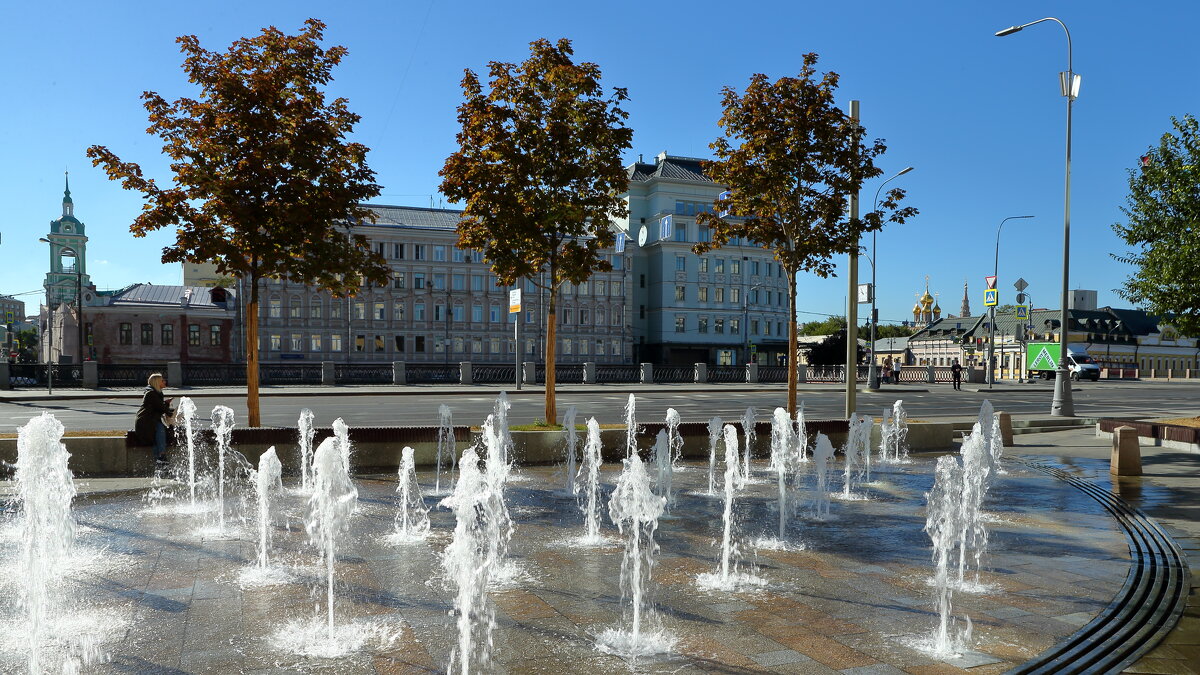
[984,289,998,307]
[508,288,522,314]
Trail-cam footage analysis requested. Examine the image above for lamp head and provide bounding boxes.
[898,166,915,176]
[39,237,50,244]
[995,25,1023,36]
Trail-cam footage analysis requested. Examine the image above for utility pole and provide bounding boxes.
[843,99,860,418]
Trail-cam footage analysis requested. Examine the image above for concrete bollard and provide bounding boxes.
[460,361,472,385]
[323,361,336,386]
[997,411,1014,447]
[796,363,807,383]
[694,363,708,384]
[522,361,537,385]
[640,362,653,384]
[583,361,597,384]
[746,362,759,384]
[167,361,183,388]
[0,361,10,390]
[1110,426,1143,476]
[82,361,98,389]
[392,361,406,386]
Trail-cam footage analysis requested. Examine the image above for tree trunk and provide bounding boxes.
[545,283,558,425]
[786,267,798,414]
[246,277,261,428]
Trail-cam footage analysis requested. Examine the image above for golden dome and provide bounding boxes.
[912,303,922,315]
[920,290,934,307]
[933,301,941,312]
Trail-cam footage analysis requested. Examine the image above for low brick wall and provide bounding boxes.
[1096,418,1200,453]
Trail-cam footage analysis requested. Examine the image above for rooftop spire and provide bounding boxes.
[960,279,971,317]
[62,171,74,217]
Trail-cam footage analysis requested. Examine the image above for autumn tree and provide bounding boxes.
[440,38,632,424]
[88,19,387,426]
[1112,114,1200,336]
[695,53,916,413]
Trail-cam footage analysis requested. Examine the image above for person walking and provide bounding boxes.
[135,373,174,468]
[882,355,893,384]
[951,359,963,391]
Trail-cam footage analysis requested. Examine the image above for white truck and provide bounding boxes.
[1025,342,1102,381]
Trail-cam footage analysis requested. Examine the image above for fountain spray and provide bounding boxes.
[771,408,793,538]
[394,446,430,540]
[794,403,808,463]
[580,418,604,543]
[624,393,637,458]
[706,416,722,495]
[254,447,283,569]
[305,437,359,641]
[811,433,834,519]
[174,397,198,506]
[210,406,235,531]
[16,412,76,674]
[925,454,971,655]
[562,405,579,495]
[437,404,454,493]
[298,408,315,491]
[739,407,756,485]
[441,446,495,674]
[332,418,351,472]
[652,429,673,512]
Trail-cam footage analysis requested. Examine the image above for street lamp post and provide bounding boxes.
[867,166,914,390]
[988,215,1034,389]
[996,17,1079,417]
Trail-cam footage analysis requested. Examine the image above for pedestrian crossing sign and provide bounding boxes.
[1016,305,1028,319]
[984,289,998,307]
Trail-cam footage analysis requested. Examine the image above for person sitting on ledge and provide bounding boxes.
[135,373,174,467]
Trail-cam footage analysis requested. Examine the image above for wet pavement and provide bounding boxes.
[0,448,1137,674]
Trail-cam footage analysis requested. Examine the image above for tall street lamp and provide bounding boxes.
[988,215,1034,389]
[996,17,1079,417]
[867,166,914,390]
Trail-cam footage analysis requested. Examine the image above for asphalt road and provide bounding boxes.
[1,380,1196,432]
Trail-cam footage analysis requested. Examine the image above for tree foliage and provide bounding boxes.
[694,53,917,412]
[798,315,846,336]
[1112,114,1200,336]
[440,38,632,423]
[87,18,386,426]
[804,329,864,366]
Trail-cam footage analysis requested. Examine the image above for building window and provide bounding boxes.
[209,325,221,346]
[675,286,686,302]
[698,287,708,302]
[414,302,426,321]
[471,275,485,292]
[435,336,445,353]
[715,318,725,334]
[579,339,589,355]
[613,307,624,325]
[595,339,605,355]
[718,350,734,366]
[413,273,425,290]
[698,225,711,243]
[673,223,687,242]
[433,245,447,262]
[310,300,322,318]
[331,334,343,352]
[675,256,686,271]
[699,317,709,333]
[355,335,365,352]
[330,301,342,319]
[731,288,741,304]
[432,274,446,291]
[730,318,740,334]
[394,243,404,259]
[375,302,386,320]
[393,300,405,321]
[490,338,500,354]
[291,334,302,351]
[394,272,406,290]
[311,335,322,351]
[579,281,590,296]
[413,245,426,261]
[612,339,621,357]
[453,248,465,263]
[269,334,281,351]
[751,319,760,335]
[715,288,725,303]
[472,337,482,354]
[579,309,590,325]
[490,305,500,323]
[612,281,623,296]
[374,335,384,351]
[751,260,761,275]
[750,290,759,304]
[563,339,573,355]
[452,274,465,291]
[595,280,606,296]
[452,305,464,322]
[353,302,365,320]
[715,259,725,274]
[472,304,483,323]
[610,254,623,270]
[289,298,301,318]
[699,258,709,273]
[434,304,445,322]
[394,335,405,352]
[414,336,425,353]
[453,336,463,353]
[731,259,741,275]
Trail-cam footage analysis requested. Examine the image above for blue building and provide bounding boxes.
[620,153,791,365]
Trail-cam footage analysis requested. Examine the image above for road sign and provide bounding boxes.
[508,289,522,314]
[4,311,12,322]
[659,214,673,240]
[1015,292,1027,304]
[985,275,997,290]
[984,289,998,307]
[1016,305,1029,319]
[1014,277,1028,292]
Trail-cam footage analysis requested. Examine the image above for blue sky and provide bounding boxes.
[3,1,1196,325]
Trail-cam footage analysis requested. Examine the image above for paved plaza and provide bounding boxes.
[5,420,1196,673]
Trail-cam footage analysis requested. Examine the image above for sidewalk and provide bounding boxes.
[1013,427,1200,674]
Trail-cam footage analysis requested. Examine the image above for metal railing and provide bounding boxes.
[473,364,515,384]
[653,364,693,383]
[407,364,459,384]
[98,364,167,387]
[597,364,640,383]
[333,363,390,384]
[759,365,788,383]
[708,365,743,383]
[184,363,247,386]
[806,365,844,382]
[534,363,584,384]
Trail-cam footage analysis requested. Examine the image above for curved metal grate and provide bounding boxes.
[653,364,693,383]
[708,365,744,383]
[333,363,390,384]
[473,364,516,384]
[1008,459,1189,674]
[597,364,640,383]
[407,364,459,384]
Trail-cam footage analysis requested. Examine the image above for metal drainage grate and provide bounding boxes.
[1008,459,1189,674]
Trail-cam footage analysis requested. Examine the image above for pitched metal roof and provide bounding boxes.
[873,337,910,352]
[626,155,715,184]
[362,204,464,230]
[109,284,236,308]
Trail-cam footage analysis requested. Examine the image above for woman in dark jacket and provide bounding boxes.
[135,373,173,464]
